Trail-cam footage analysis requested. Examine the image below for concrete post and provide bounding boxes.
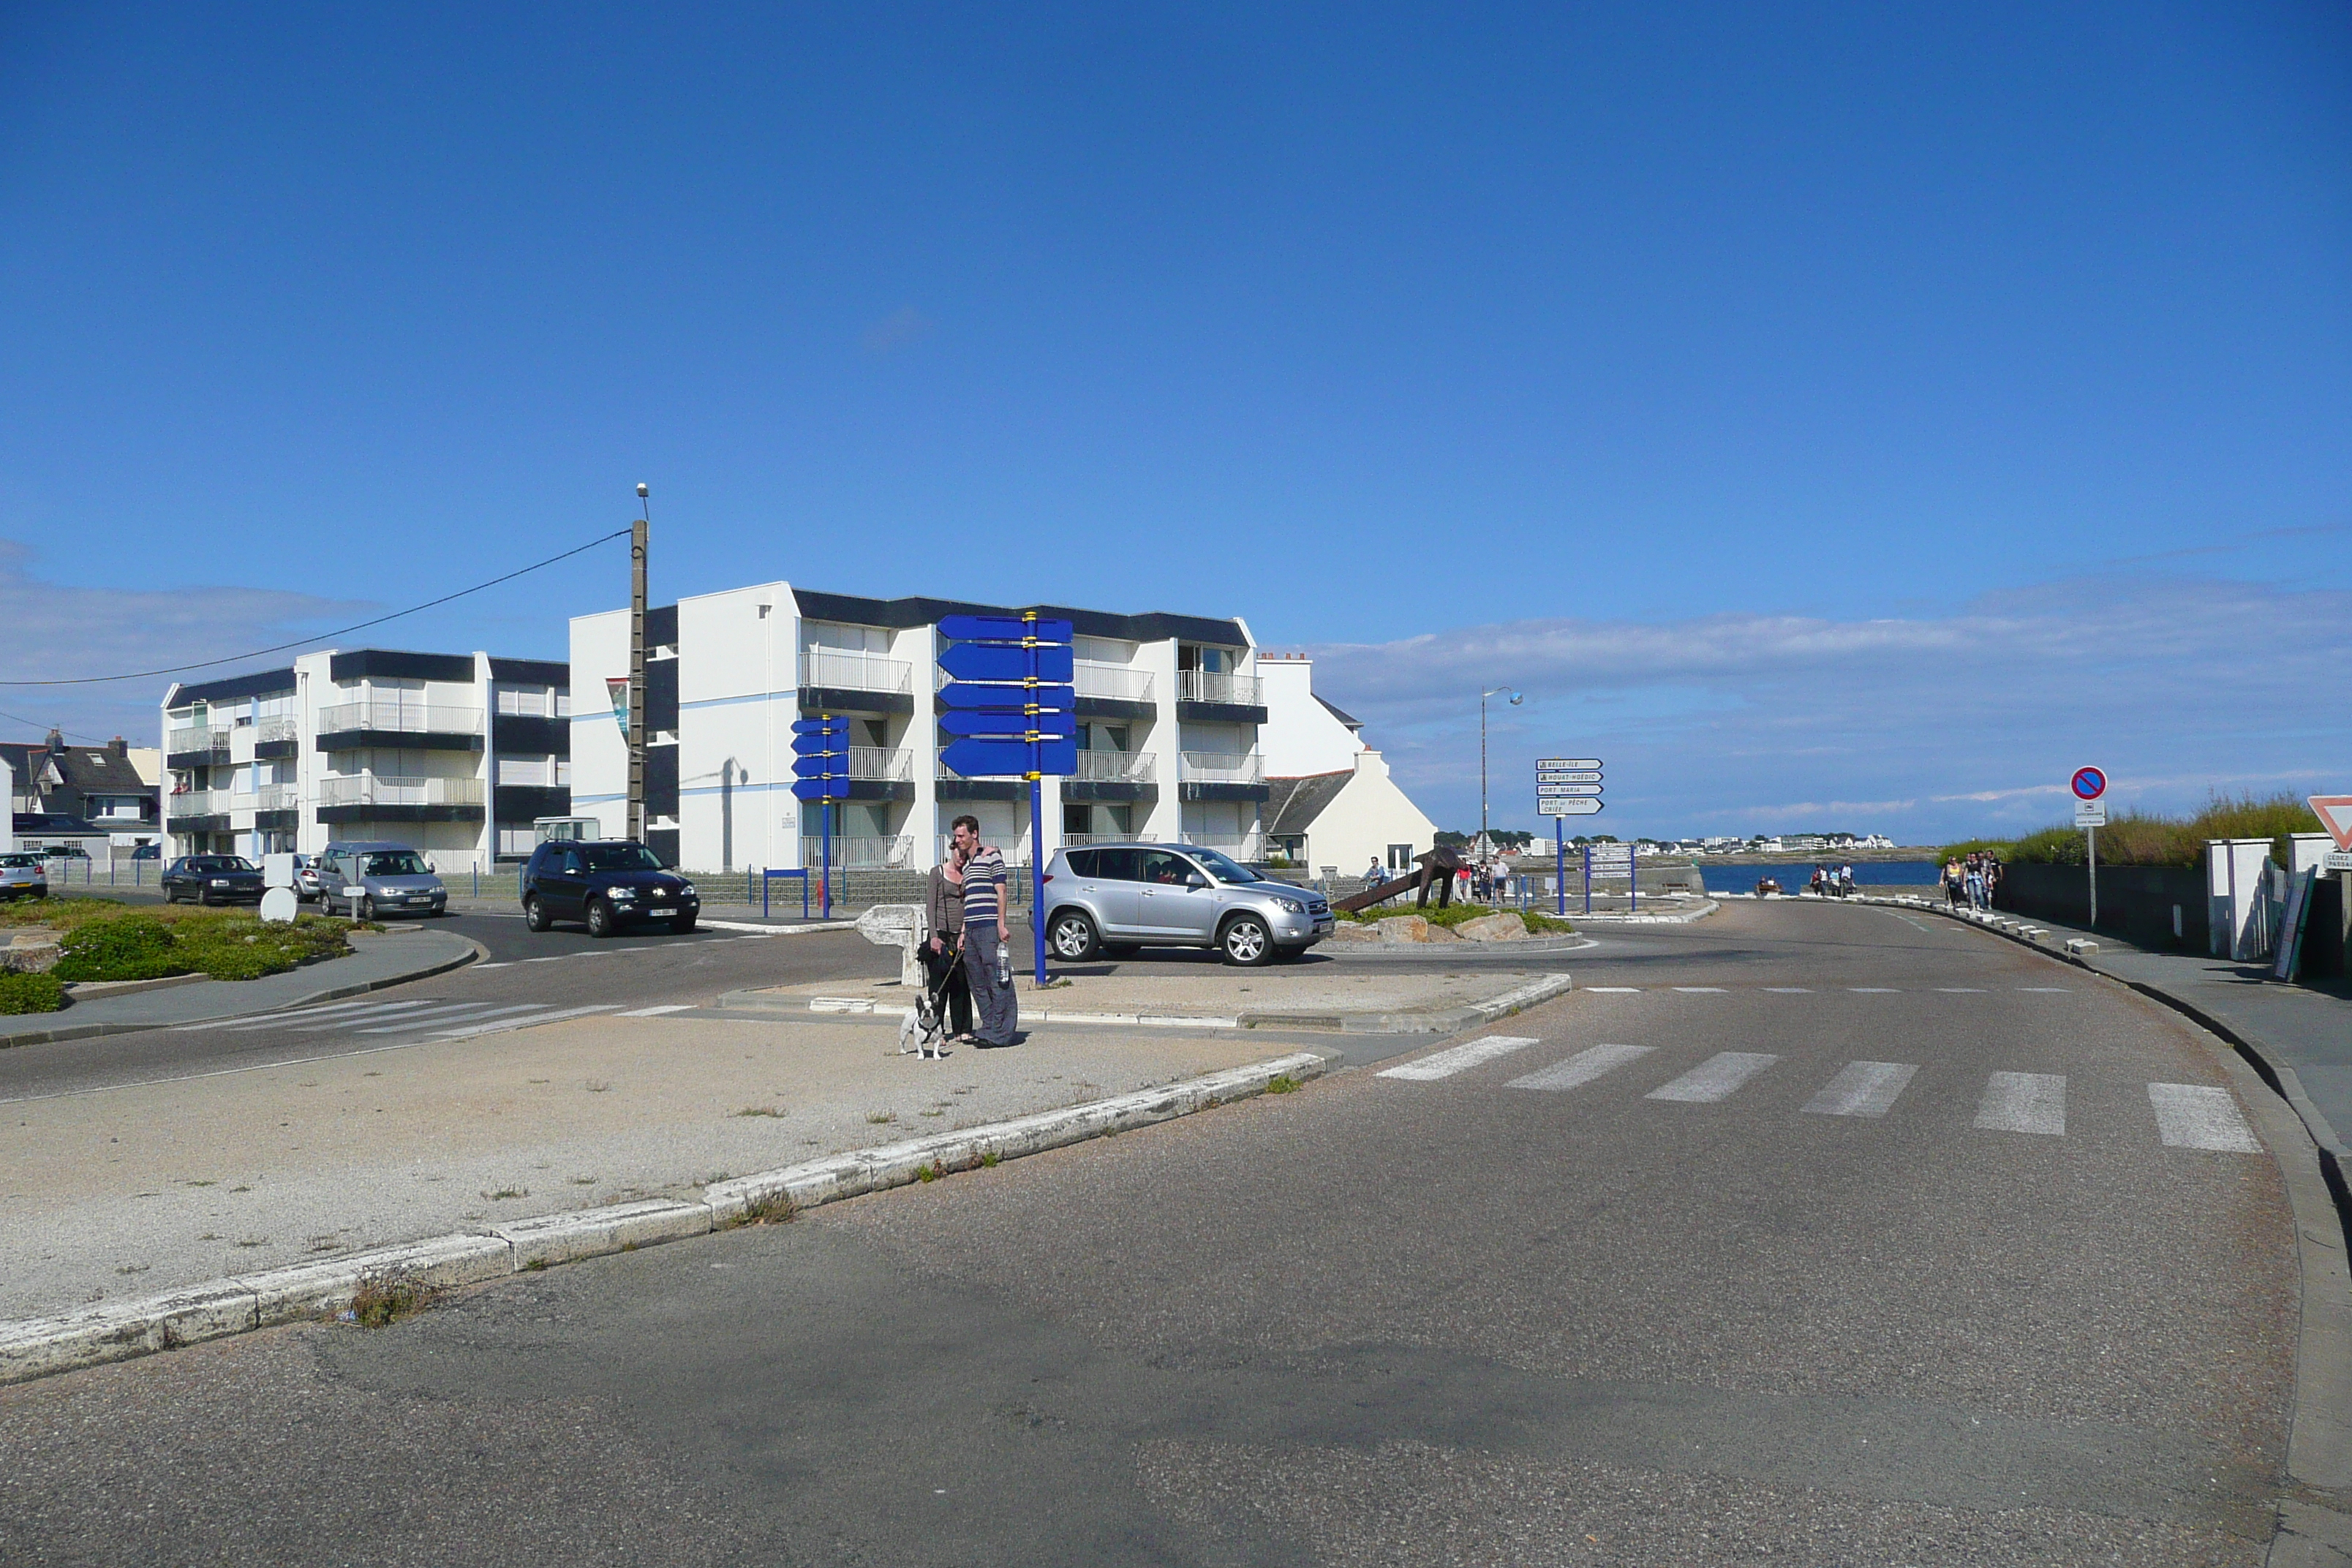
[854,903,927,987]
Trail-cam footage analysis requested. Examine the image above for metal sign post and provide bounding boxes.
[937,614,1078,984]
[2072,766,2108,930]
[791,716,851,919]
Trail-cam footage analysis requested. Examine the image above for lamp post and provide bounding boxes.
[1480,685,1521,853]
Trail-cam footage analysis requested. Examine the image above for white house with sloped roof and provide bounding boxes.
[1258,654,1436,878]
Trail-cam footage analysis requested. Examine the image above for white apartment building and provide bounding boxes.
[160,648,572,870]
[568,584,1289,872]
[1258,655,1438,876]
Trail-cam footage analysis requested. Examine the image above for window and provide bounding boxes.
[1388,844,1414,870]
[1137,849,1194,886]
[498,755,553,785]
[1063,848,1100,877]
[1093,847,1142,882]
[497,826,535,855]
[497,686,555,717]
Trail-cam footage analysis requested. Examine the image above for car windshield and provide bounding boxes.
[1186,847,1260,883]
[190,856,256,872]
[581,844,665,872]
[361,851,430,877]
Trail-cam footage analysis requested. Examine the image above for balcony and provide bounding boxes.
[799,649,914,715]
[801,833,916,870]
[166,725,231,766]
[230,784,301,813]
[1073,660,1156,717]
[254,715,301,758]
[168,788,230,820]
[1175,668,1266,724]
[829,745,916,802]
[316,701,485,753]
[933,834,1033,870]
[1178,750,1269,804]
[317,773,486,824]
[1063,748,1158,804]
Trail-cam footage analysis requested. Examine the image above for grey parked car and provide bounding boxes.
[319,841,448,919]
[0,852,47,900]
[1039,843,1333,966]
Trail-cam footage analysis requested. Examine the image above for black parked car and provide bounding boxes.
[520,840,699,938]
[162,854,265,906]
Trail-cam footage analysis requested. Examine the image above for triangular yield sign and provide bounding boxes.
[2310,796,2352,853]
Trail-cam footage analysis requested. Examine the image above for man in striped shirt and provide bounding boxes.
[951,814,1018,1047]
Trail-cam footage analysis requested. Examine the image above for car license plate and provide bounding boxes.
[647,906,673,916]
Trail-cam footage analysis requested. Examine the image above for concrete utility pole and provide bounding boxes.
[628,484,649,843]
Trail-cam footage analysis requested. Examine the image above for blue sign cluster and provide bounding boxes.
[936,614,1079,779]
[790,715,851,802]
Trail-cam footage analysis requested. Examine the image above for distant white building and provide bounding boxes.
[1257,655,1437,877]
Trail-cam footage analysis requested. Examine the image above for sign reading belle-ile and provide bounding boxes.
[1537,757,1602,815]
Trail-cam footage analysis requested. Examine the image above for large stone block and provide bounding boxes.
[1457,912,1529,942]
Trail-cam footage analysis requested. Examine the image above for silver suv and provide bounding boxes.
[1041,843,1334,966]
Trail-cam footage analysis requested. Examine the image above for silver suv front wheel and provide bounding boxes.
[1220,913,1274,967]
[1049,910,1101,962]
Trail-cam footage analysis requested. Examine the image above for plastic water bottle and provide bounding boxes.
[996,940,1011,985]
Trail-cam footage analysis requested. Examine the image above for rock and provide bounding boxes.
[1456,913,1530,943]
[1325,921,1381,943]
[1373,916,1429,943]
[1422,923,1461,942]
[3,936,61,974]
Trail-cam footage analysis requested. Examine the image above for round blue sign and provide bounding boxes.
[2070,766,2107,802]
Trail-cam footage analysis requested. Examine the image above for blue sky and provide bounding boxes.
[3,4,2345,843]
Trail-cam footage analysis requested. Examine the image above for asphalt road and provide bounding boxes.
[0,899,2304,1564]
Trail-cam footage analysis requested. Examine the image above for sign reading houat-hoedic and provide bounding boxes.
[2312,795,2352,873]
[936,613,1077,983]
[1537,758,1605,914]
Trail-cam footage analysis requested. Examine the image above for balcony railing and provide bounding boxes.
[168,788,229,818]
[1074,662,1156,703]
[847,746,914,782]
[801,833,916,870]
[167,725,230,758]
[1072,749,1155,783]
[319,774,486,808]
[256,715,301,745]
[1060,831,1157,847]
[317,701,484,737]
[934,834,1032,869]
[799,649,913,696]
[1179,750,1264,785]
[231,784,301,812]
[1177,670,1262,707]
[1183,834,1267,862]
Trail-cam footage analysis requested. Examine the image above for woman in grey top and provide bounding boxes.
[923,848,975,1042]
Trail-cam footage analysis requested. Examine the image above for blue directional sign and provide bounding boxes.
[791,753,848,777]
[938,710,1078,740]
[938,641,1074,685]
[938,615,1075,645]
[791,717,845,736]
[937,681,1074,715]
[791,774,851,800]
[791,734,847,758]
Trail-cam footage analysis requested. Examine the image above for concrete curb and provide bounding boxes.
[1322,932,1595,959]
[0,1049,1333,1388]
[1874,894,2352,1519]
[0,932,486,1049]
[1565,898,1720,926]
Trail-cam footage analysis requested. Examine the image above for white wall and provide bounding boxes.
[1294,750,1436,875]
[568,609,633,842]
[676,581,799,872]
[1258,657,1360,776]
[0,755,12,852]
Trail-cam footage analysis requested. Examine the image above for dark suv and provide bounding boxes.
[521,840,700,938]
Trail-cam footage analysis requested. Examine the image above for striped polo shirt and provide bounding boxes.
[960,845,1007,927]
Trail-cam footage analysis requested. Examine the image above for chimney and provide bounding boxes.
[109,736,128,760]
[44,728,64,754]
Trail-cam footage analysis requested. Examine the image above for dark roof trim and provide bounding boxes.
[1316,695,1362,728]
[329,649,479,684]
[489,657,571,687]
[646,604,678,647]
[1264,769,1354,836]
[790,589,1248,648]
[166,667,297,706]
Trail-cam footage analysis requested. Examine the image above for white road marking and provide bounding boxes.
[2018,987,2071,993]
[1671,987,1727,994]
[352,1003,548,1035]
[1976,1072,2066,1135]
[1848,987,1899,993]
[176,997,432,1033]
[427,1004,623,1040]
[1646,1052,1779,1103]
[2148,1083,2262,1152]
[1803,1061,1919,1118]
[1937,987,1986,993]
[1583,986,1642,993]
[1763,987,1813,994]
[472,961,514,969]
[1883,912,1932,932]
[617,1003,696,1017]
[237,999,446,1032]
[1507,1043,1655,1092]
[1379,1035,1542,1081]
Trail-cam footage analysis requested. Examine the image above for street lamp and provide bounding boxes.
[1480,685,1522,851]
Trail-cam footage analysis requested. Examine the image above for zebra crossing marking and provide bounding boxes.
[352,1003,548,1034]
[1506,1043,1654,1093]
[1975,1071,2065,1135]
[1763,987,1813,994]
[428,1004,623,1040]
[2148,1084,2261,1152]
[1671,987,1727,995]
[617,1003,696,1017]
[1645,1052,1779,1104]
[1583,987,1642,993]
[1377,1035,1541,1081]
[2018,987,2071,993]
[176,997,431,1033]
[1802,1060,1918,1118]
[1937,987,1986,993]
[1847,987,1899,994]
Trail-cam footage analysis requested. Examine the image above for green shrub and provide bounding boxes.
[51,916,187,983]
[0,970,67,1014]
[1941,791,2322,870]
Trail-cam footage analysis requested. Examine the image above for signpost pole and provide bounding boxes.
[1555,818,1564,917]
[1583,845,1591,916]
[821,797,832,920]
[1025,611,1048,984]
[2087,823,2097,931]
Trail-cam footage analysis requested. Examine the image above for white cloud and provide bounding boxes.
[1293,575,2352,843]
[0,540,358,744]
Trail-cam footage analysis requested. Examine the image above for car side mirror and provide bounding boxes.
[1185,872,1209,890]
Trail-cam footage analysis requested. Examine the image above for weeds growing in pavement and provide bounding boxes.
[346,1270,438,1328]
[865,1109,895,1124]
[728,1191,798,1226]
[916,1160,945,1183]
[735,1106,786,1117]
[979,1150,1000,1167]
[484,1188,527,1200]
[522,1259,549,1271]
[1265,1074,1300,1095]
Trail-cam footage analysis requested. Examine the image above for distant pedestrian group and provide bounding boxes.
[1945,851,2000,911]
[1808,864,1855,898]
